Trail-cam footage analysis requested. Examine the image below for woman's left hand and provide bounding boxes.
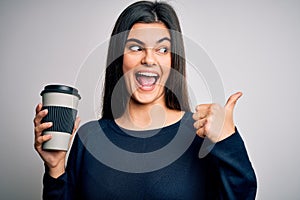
[192,92,243,143]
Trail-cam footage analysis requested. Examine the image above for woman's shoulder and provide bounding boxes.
[75,118,112,140]
[181,111,194,122]
[180,111,195,129]
[77,118,114,131]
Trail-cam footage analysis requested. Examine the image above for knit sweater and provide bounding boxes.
[43,112,257,199]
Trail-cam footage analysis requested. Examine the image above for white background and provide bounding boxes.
[0,0,299,199]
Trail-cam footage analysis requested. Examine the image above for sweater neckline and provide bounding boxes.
[107,111,190,138]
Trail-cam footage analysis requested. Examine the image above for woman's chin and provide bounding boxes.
[131,88,164,105]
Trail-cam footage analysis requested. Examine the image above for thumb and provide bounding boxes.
[72,117,81,135]
[225,92,243,111]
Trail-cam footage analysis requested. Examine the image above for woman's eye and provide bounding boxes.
[129,45,142,52]
[157,47,169,54]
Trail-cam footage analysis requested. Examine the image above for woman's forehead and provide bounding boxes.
[127,23,171,44]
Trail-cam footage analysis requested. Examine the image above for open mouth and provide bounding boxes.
[135,71,160,88]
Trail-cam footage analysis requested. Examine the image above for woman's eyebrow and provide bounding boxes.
[157,37,171,44]
[126,37,171,45]
[126,38,145,45]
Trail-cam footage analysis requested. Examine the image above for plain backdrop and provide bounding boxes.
[1,0,299,199]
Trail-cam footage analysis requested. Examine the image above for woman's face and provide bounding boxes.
[122,22,171,105]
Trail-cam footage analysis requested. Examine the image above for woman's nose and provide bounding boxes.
[141,48,156,66]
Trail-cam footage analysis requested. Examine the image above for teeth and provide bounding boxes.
[137,72,158,77]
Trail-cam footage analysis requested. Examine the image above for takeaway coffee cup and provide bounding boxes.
[40,84,81,151]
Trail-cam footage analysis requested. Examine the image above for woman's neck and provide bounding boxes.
[115,98,184,130]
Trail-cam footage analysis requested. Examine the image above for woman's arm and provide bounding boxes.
[33,103,81,199]
[193,93,257,199]
[42,132,83,200]
[209,129,257,199]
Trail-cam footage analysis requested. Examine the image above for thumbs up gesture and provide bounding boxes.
[192,92,243,143]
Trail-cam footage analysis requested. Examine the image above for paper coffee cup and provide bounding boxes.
[40,84,81,151]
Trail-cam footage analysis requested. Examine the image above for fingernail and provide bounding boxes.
[47,122,53,126]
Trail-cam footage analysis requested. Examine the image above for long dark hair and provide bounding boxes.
[102,0,190,119]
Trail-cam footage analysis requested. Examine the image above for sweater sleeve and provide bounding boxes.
[209,128,257,200]
[42,132,83,200]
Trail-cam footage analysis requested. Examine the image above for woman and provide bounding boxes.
[34,1,257,199]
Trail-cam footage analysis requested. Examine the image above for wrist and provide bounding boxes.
[219,125,236,142]
[46,160,65,178]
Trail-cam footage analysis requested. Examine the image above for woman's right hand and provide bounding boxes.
[33,103,80,178]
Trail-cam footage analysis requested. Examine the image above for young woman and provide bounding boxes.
[34,1,257,199]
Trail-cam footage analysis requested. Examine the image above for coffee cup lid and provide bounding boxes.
[40,84,81,99]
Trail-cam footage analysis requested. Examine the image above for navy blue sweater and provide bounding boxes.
[43,112,257,199]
